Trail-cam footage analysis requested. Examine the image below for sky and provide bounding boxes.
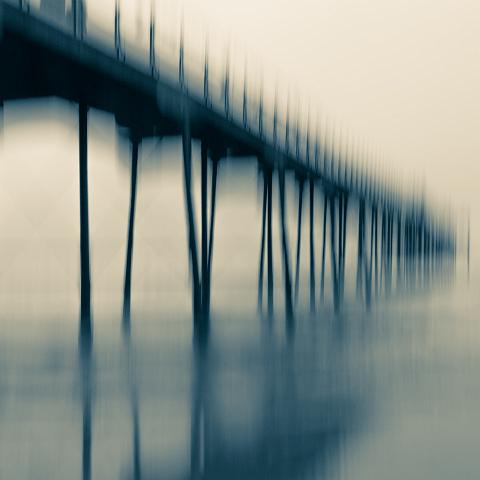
[100,0,477,252]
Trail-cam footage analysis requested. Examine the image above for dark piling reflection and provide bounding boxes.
[187,317,359,480]
[79,321,92,480]
[190,327,210,480]
[123,318,142,480]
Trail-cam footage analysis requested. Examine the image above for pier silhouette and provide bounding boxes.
[0,3,459,478]
[0,0,455,333]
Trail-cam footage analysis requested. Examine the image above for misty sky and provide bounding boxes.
[94,0,478,249]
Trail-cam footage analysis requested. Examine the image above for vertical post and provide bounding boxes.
[422,222,427,284]
[404,219,409,287]
[423,223,429,285]
[329,195,340,311]
[182,116,202,325]
[424,224,428,282]
[243,69,248,127]
[204,40,209,104]
[389,211,394,290]
[224,50,230,117]
[404,219,408,284]
[320,193,328,301]
[206,156,218,313]
[278,166,294,323]
[385,210,392,295]
[411,220,414,281]
[341,194,348,300]
[122,135,139,331]
[266,168,274,316]
[114,0,121,59]
[179,19,185,88]
[338,194,343,278]
[397,213,401,286]
[366,204,375,306]
[309,178,315,312]
[73,0,77,36]
[356,200,365,299]
[467,217,470,280]
[70,0,87,39]
[201,142,208,317]
[424,226,429,284]
[258,168,268,310]
[380,207,386,294]
[149,1,156,73]
[374,205,379,296]
[79,103,91,341]
[77,0,86,39]
[294,177,305,304]
[79,102,92,480]
[258,86,264,138]
[285,99,290,154]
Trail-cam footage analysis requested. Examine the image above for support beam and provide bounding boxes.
[397,213,402,286]
[309,178,315,312]
[374,205,379,297]
[79,103,91,342]
[338,195,343,282]
[385,210,393,294]
[340,194,348,299]
[379,208,386,295]
[365,204,375,306]
[182,117,202,325]
[201,142,208,316]
[467,219,470,280]
[73,0,78,36]
[76,0,86,39]
[122,135,140,332]
[266,168,274,316]
[356,200,365,299]
[206,156,218,312]
[278,166,294,323]
[114,0,121,59]
[258,168,268,310]
[380,208,384,292]
[320,193,328,302]
[149,3,156,74]
[329,195,340,311]
[294,177,305,304]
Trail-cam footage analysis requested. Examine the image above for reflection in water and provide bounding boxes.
[79,322,92,480]
[0,251,465,479]
[191,330,209,480]
[71,251,458,480]
[186,320,352,480]
[123,320,142,480]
